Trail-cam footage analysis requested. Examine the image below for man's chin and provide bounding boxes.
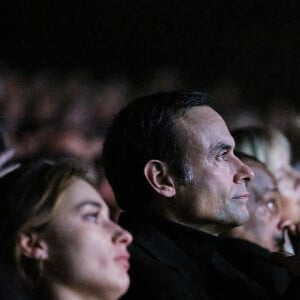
[235,210,250,226]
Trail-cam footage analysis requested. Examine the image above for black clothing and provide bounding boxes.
[207,238,290,300]
[0,265,33,300]
[159,218,218,269]
[119,212,299,300]
[119,213,212,300]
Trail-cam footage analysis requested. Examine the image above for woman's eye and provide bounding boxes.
[84,213,99,223]
[266,200,278,213]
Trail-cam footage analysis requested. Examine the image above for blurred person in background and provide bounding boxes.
[232,126,300,254]
[224,153,292,253]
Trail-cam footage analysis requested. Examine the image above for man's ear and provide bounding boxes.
[18,231,49,260]
[144,160,176,198]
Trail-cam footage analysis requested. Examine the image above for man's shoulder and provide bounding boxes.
[119,212,194,268]
[122,243,210,300]
[119,213,210,300]
[206,239,291,300]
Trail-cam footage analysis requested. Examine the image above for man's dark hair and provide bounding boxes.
[103,91,209,212]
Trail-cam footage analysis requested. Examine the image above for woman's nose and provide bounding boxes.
[113,224,133,246]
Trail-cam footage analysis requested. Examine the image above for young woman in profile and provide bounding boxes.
[0,159,132,300]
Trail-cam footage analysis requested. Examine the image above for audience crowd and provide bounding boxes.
[1,67,300,300]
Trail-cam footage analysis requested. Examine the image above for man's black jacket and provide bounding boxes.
[119,213,299,300]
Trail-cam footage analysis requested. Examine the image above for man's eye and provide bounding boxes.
[84,213,99,223]
[217,151,228,160]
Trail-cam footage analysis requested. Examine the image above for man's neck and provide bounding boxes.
[170,220,223,236]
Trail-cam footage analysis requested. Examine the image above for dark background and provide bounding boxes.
[1,0,300,106]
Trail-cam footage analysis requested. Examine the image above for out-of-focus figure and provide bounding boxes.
[232,126,300,253]
[225,153,292,252]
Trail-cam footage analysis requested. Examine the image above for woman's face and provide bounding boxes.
[271,150,300,224]
[243,163,285,252]
[275,164,300,224]
[42,177,132,300]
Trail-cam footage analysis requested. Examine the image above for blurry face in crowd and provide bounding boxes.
[237,161,287,252]
[174,106,254,234]
[42,177,132,300]
[272,150,300,225]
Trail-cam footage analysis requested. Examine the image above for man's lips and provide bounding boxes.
[114,253,130,271]
[233,193,249,203]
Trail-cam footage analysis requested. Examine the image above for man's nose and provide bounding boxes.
[234,159,255,183]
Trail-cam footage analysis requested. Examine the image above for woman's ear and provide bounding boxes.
[18,231,49,260]
[144,160,176,198]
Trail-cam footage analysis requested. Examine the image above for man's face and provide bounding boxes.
[173,106,254,234]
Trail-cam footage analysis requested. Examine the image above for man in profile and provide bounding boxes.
[103,91,254,300]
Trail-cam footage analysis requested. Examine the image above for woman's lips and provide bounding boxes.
[115,253,130,271]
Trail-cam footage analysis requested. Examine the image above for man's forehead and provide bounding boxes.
[178,105,219,119]
[175,105,229,132]
[174,106,235,153]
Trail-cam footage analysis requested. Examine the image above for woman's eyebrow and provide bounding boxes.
[75,200,102,210]
[263,187,279,193]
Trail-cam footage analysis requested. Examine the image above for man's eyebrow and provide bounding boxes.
[212,142,233,153]
[74,201,102,210]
